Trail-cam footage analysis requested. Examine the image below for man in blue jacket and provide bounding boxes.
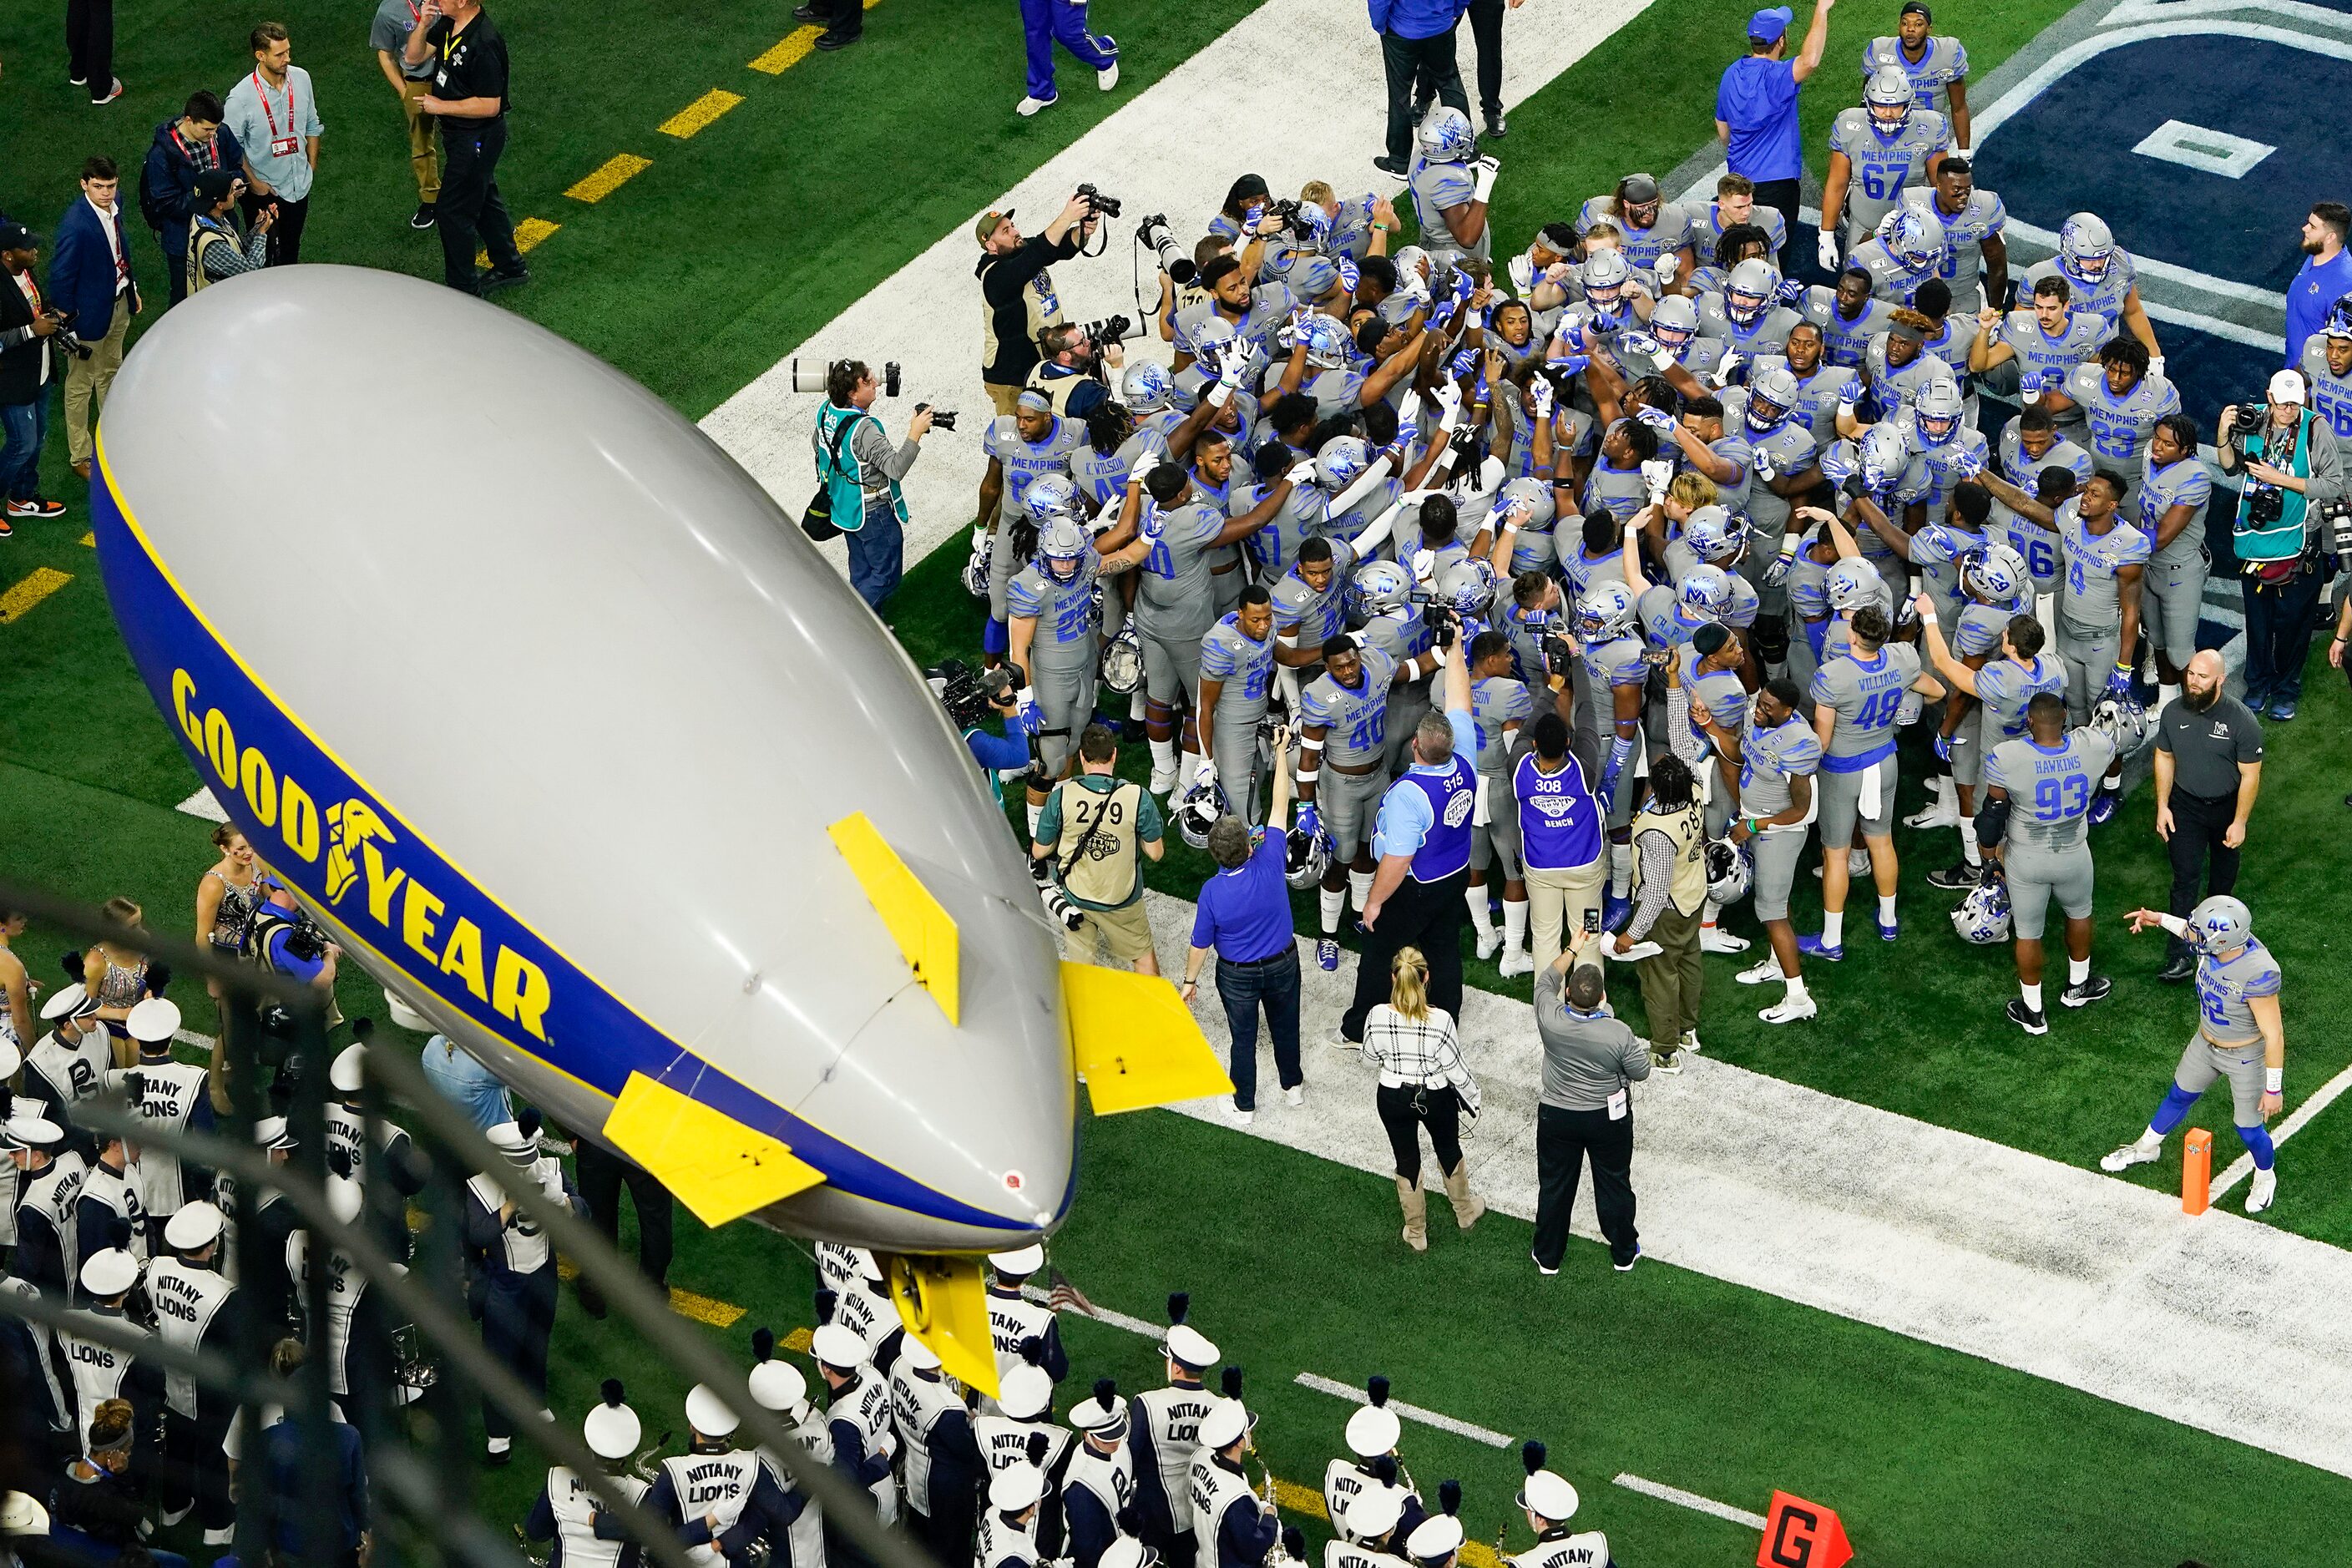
[48,156,142,484]
[1372,0,1472,180]
[139,92,245,306]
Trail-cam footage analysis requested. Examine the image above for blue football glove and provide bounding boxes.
[1775,278,1808,306]
[1295,804,1321,842]
[1633,403,1677,432]
[2105,662,2134,698]
[1934,731,1953,762]
[1951,446,1985,481]
[1761,552,1791,589]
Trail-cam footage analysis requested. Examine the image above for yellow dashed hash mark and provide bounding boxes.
[477,218,561,268]
[751,27,824,73]
[79,532,95,547]
[660,88,744,139]
[567,154,651,204]
[0,568,72,624]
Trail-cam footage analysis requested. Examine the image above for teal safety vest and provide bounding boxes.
[814,402,907,536]
[2233,411,2311,564]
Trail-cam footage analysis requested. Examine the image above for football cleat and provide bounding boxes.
[1474,923,1503,962]
[1927,860,1983,891]
[1736,955,1785,986]
[1701,928,1751,953]
[1758,993,1819,1024]
[2006,999,2049,1036]
[2100,1139,2160,1173]
[1317,938,1339,972]
[1797,933,1844,963]
[1877,913,1899,942]
[2247,1167,2277,1214]
[2086,788,2119,827]
[1904,799,1960,831]
[1496,947,1534,978]
[2060,974,2112,1008]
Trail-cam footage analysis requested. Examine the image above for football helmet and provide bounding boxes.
[1857,421,1912,493]
[2056,213,2114,285]
[2186,894,2252,953]
[1121,361,1175,413]
[1349,559,1414,619]
[1176,776,1227,850]
[1650,294,1699,354]
[2091,692,2152,756]
[1951,867,2012,944]
[1704,837,1752,905]
[1039,517,1090,583]
[1877,205,1945,274]
[1724,259,1778,327]
[1677,563,1733,622]
[1912,377,1965,447]
[1682,504,1748,566]
[1191,316,1242,378]
[1317,435,1372,493]
[1022,473,1080,528]
[1419,105,1477,164]
[2326,301,2352,342]
[1825,558,1881,614]
[1745,367,1799,433]
[1298,313,1353,371]
[1575,579,1638,641]
[1436,556,1498,617]
[1863,66,1913,135]
[1580,249,1630,311]
[1494,475,1556,532]
[962,526,993,599]
[1098,625,1144,694]
[1961,541,2028,604]
[1285,812,1334,889]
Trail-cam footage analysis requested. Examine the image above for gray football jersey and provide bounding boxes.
[1845,237,1938,308]
[1749,360,1861,446]
[2063,363,2181,471]
[1951,599,2015,659]
[1272,537,1357,647]
[2196,939,2283,1045]
[1201,613,1277,719]
[1675,644,1751,755]
[1576,196,1693,273]
[1738,709,1823,816]
[1997,308,2106,399]
[1300,644,1400,764]
[1559,540,1628,598]
[1305,364,1369,423]
[2299,338,2352,442]
[1070,429,1165,515]
[1985,728,2117,852]
[2054,500,2152,631]
[1685,200,1788,260]
[1973,652,2066,740]
[1134,499,1230,637]
[1799,287,1899,369]
[1809,642,1922,760]
[2024,252,2139,336]
[1705,432,1756,516]
[1863,336,1959,415]
[1693,293,1800,357]
[1898,185,2006,314]
[1005,552,1104,672]
[984,416,1084,513]
[1828,108,1951,238]
[2136,454,2213,566]
[1472,676,1534,776]
[1173,284,1297,364]
[1236,478,1330,579]
[1860,33,1970,109]
[1412,156,1489,261]
[1581,452,1651,523]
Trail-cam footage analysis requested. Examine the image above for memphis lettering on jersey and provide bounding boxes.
[166,665,554,1044]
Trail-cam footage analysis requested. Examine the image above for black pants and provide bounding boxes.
[2241,559,2324,702]
[822,0,864,42]
[158,1409,235,1531]
[240,192,310,267]
[66,0,112,97]
[1342,868,1468,1042]
[2164,789,2242,959]
[1465,0,1505,116]
[1534,1102,1637,1267]
[1750,175,1807,280]
[1375,1081,1464,1184]
[480,1267,557,1439]
[1380,29,1469,163]
[574,1139,675,1287]
[437,116,519,292]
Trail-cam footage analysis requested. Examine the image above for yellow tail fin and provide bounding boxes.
[601,1072,826,1227]
[1062,961,1234,1114]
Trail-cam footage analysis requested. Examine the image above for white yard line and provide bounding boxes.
[2212,1055,2352,1197]
[701,0,1660,577]
[1609,1474,1768,1531]
[175,788,230,822]
[1020,1282,1166,1340]
[1292,1371,1512,1448]
[1127,890,2352,1480]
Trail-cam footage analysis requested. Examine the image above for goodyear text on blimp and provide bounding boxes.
[170,665,552,1043]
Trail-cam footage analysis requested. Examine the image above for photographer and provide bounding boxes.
[1032,724,1167,975]
[1025,319,1122,417]
[977,192,1103,417]
[815,357,933,609]
[2218,368,2344,721]
[185,171,273,296]
[931,657,1042,809]
[1,224,67,526]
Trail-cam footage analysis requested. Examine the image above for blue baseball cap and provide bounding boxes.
[1748,6,1793,40]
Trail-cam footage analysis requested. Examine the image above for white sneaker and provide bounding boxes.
[2246,1167,2277,1213]
[1284,1084,1303,1107]
[1016,94,1056,116]
[1495,946,1534,978]
[1149,761,1177,794]
[2099,1138,2160,1173]
[1904,801,1959,830]
[1700,927,1750,954]
[1098,60,1120,90]
[1474,926,1502,961]
[1736,955,1784,985]
[1758,993,1819,1024]
[1679,1029,1702,1055]
[1227,1101,1255,1125]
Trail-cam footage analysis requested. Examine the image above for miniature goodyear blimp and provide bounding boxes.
[89,266,1228,1392]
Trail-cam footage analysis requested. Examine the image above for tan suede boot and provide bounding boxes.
[1442,1161,1487,1229]
[1396,1176,1428,1252]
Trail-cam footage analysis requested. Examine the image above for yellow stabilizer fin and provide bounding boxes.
[602,1072,827,1227]
[883,1252,999,1397]
[828,812,960,1026]
[1062,960,1235,1114]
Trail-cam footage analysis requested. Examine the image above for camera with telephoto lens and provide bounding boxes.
[1030,857,1086,932]
[1075,313,1134,349]
[2318,496,2352,571]
[1077,183,1122,219]
[1265,198,1317,240]
[915,402,958,432]
[787,357,902,397]
[45,311,91,362]
[1136,214,1196,284]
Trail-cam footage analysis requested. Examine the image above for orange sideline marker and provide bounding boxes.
[2183,1127,2212,1214]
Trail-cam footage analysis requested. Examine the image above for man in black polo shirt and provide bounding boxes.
[2152,650,2263,983]
[406,0,524,296]
[975,190,1099,417]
